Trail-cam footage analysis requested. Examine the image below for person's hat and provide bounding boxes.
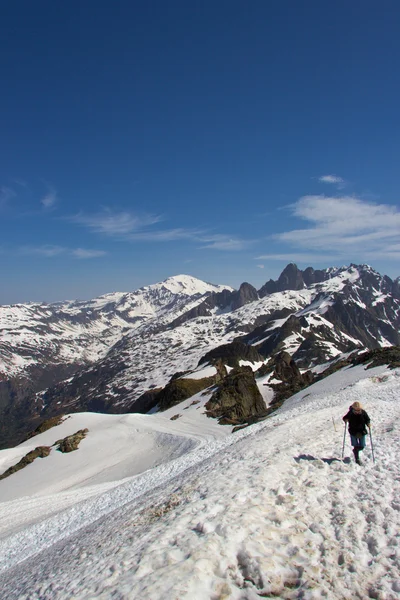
[351,401,362,410]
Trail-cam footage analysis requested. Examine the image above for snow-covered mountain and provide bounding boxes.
[0,275,232,446]
[0,274,231,378]
[0,264,399,448]
[0,360,399,599]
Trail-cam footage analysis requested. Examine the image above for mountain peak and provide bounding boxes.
[153,274,233,296]
[277,263,305,291]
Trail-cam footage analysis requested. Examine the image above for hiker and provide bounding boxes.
[343,401,371,464]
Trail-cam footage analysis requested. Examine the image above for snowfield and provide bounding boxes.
[0,364,400,599]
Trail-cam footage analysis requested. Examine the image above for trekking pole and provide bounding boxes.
[342,423,347,459]
[369,427,375,463]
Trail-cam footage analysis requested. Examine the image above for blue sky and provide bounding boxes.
[1,1,399,303]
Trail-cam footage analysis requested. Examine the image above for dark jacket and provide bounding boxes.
[343,407,370,436]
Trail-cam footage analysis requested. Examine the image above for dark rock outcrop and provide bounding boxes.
[264,351,314,408]
[393,277,400,299]
[277,263,305,291]
[0,446,51,480]
[231,283,259,310]
[55,428,88,453]
[258,264,334,297]
[314,346,400,387]
[168,288,235,329]
[302,267,332,286]
[199,341,263,368]
[256,315,305,357]
[258,278,278,297]
[24,415,68,441]
[168,283,258,328]
[259,264,306,297]
[270,351,302,381]
[351,346,400,370]
[126,388,162,414]
[157,376,215,411]
[205,366,266,424]
[324,295,400,349]
[0,363,86,449]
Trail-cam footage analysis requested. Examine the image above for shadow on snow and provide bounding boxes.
[294,454,351,465]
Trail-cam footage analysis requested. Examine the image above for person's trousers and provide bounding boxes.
[350,434,366,449]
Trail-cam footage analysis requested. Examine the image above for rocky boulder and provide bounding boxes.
[55,428,88,453]
[270,351,302,381]
[205,366,266,424]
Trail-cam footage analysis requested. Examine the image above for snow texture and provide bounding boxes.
[1,364,400,599]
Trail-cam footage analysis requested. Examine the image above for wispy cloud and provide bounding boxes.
[128,229,247,251]
[256,264,264,269]
[12,178,28,188]
[71,209,162,235]
[41,186,58,209]
[19,245,65,257]
[70,209,248,251]
[18,245,106,259]
[256,252,340,263]
[272,195,400,261]
[198,234,247,251]
[318,174,345,185]
[128,228,203,242]
[71,248,107,259]
[0,186,17,207]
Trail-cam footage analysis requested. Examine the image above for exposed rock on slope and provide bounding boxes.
[157,377,216,411]
[0,446,50,480]
[205,366,266,424]
[167,282,258,329]
[265,352,314,407]
[55,429,88,453]
[24,415,68,441]
[200,341,263,368]
[352,346,400,370]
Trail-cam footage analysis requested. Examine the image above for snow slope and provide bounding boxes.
[0,365,400,599]
[0,391,232,537]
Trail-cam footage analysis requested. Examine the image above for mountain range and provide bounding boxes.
[1,263,399,448]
